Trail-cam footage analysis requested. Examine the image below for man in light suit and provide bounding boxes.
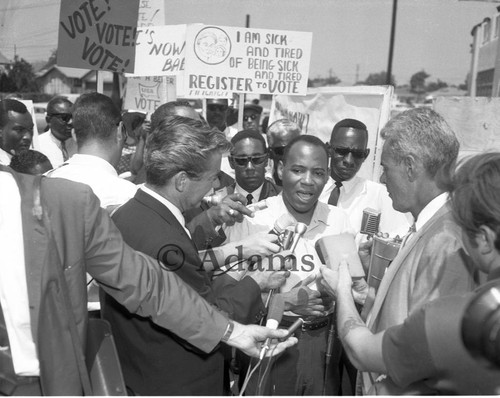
[0,165,296,395]
[355,107,477,394]
[102,116,289,395]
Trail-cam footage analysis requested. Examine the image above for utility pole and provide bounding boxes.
[386,0,398,85]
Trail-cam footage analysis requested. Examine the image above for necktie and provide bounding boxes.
[327,181,343,206]
[246,193,253,205]
[60,140,69,162]
[0,303,17,393]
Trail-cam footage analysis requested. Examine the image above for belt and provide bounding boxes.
[280,315,331,331]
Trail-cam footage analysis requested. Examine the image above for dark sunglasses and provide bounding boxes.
[331,146,369,160]
[243,114,258,121]
[229,154,268,166]
[49,113,72,123]
[270,146,285,157]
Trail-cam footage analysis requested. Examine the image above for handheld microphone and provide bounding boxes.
[289,222,307,253]
[360,208,381,236]
[269,213,296,236]
[260,294,285,359]
[202,192,224,206]
[247,199,268,212]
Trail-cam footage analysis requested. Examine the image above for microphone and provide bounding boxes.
[260,294,285,359]
[247,199,268,212]
[289,222,307,253]
[315,233,365,278]
[360,208,381,236]
[269,213,296,236]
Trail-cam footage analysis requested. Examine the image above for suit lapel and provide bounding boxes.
[134,189,199,252]
[367,204,451,328]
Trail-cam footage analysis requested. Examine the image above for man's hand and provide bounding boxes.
[206,193,253,227]
[226,321,298,358]
[247,252,292,290]
[228,232,281,261]
[320,261,367,304]
[280,274,326,317]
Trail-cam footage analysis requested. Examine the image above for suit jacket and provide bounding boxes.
[1,166,228,395]
[361,203,477,394]
[103,188,264,395]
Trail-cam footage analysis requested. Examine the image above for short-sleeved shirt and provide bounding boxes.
[381,293,500,395]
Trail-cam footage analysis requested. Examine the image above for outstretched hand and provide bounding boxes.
[226,322,298,358]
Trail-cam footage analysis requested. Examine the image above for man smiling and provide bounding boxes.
[0,99,33,165]
[224,135,354,395]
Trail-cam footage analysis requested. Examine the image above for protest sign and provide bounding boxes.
[123,75,176,114]
[270,86,393,181]
[434,96,500,158]
[138,0,164,27]
[133,25,187,76]
[183,24,312,97]
[58,0,139,73]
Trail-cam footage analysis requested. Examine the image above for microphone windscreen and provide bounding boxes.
[270,213,296,235]
[315,233,365,278]
[266,294,285,329]
[361,208,381,236]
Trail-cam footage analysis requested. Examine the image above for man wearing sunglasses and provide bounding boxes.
[266,119,302,186]
[320,118,411,239]
[227,129,279,205]
[206,98,237,139]
[38,96,77,168]
[242,102,263,131]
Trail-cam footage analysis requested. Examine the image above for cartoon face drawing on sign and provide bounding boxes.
[194,27,231,65]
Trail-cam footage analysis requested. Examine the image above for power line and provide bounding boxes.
[0,1,58,12]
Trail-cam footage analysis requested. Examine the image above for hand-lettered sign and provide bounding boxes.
[183,24,312,96]
[58,0,139,73]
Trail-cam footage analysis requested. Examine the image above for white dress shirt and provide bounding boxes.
[47,154,138,208]
[319,175,413,238]
[38,130,77,168]
[234,182,264,203]
[0,172,39,375]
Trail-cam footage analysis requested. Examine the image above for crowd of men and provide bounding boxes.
[0,93,499,396]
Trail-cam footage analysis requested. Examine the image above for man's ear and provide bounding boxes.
[277,160,284,180]
[174,171,188,192]
[477,225,497,256]
[405,154,419,182]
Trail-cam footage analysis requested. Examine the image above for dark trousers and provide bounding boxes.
[241,325,341,396]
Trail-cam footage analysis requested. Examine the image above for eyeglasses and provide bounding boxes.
[229,154,268,166]
[49,113,72,123]
[270,146,285,157]
[331,146,369,160]
[243,114,258,122]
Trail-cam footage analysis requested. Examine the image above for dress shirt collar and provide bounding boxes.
[234,182,264,202]
[341,175,362,194]
[415,192,448,232]
[0,147,12,165]
[140,185,190,236]
[65,154,118,176]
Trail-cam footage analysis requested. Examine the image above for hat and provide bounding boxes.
[207,98,229,106]
[244,103,263,114]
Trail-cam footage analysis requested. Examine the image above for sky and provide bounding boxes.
[0,0,498,86]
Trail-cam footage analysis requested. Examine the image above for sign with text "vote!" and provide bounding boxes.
[183,25,312,97]
[58,0,139,73]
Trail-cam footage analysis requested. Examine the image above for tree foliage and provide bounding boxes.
[426,79,448,92]
[0,56,39,93]
[360,71,396,86]
[410,70,430,93]
[308,75,341,87]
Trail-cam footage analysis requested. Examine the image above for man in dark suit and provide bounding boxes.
[0,165,296,395]
[102,116,289,395]
[228,129,280,205]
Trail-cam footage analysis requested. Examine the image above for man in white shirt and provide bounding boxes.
[0,99,33,165]
[47,92,137,209]
[320,118,411,238]
[38,96,77,168]
[224,135,354,395]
